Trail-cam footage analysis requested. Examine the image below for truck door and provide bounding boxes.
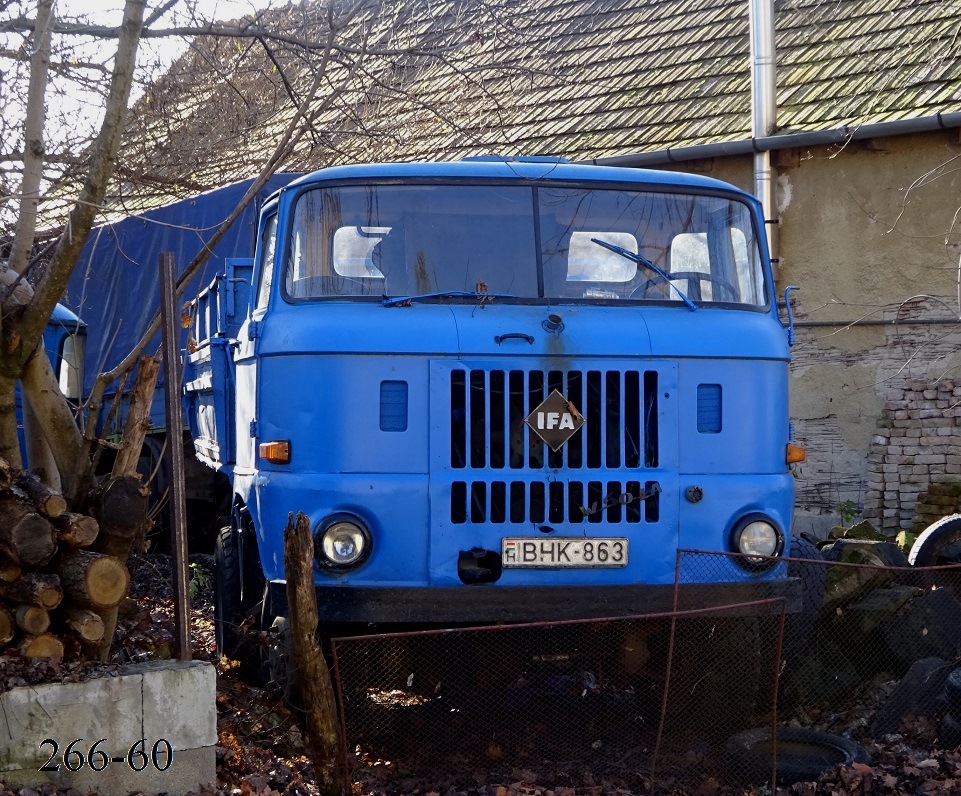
[235,211,278,471]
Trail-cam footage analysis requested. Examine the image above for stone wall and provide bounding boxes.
[863,379,961,535]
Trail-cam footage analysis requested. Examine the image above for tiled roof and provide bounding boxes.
[114,0,961,208]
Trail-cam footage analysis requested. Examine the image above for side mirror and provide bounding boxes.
[783,285,798,347]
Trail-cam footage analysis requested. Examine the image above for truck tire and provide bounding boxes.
[725,726,870,785]
[909,515,961,566]
[214,525,244,659]
[784,536,827,661]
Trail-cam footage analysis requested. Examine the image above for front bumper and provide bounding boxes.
[267,577,801,625]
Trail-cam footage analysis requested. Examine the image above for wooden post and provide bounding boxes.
[159,251,192,661]
[284,511,343,796]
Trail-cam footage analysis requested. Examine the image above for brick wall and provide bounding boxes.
[863,379,961,535]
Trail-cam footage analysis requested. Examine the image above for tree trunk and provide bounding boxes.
[23,398,61,491]
[17,0,147,355]
[20,346,85,497]
[6,0,54,276]
[15,604,51,635]
[0,492,57,566]
[111,355,160,478]
[19,632,64,660]
[0,573,62,609]
[54,512,100,547]
[284,511,343,796]
[63,606,106,643]
[0,375,21,470]
[58,550,130,610]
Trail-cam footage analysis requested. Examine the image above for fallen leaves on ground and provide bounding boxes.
[4,554,961,795]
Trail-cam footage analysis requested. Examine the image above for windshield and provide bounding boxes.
[283,183,768,306]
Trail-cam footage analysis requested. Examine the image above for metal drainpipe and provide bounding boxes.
[750,0,778,267]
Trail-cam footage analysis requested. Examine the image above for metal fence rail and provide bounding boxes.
[328,547,961,793]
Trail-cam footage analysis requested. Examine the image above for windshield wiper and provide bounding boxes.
[382,290,512,308]
[590,238,696,312]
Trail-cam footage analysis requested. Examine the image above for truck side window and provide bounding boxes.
[255,213,279,310]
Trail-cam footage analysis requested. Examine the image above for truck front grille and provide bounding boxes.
[450,479,660,525]
[449,368,659,471]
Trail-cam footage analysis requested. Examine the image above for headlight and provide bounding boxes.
[731,514,784,569]
[315,515,371,569]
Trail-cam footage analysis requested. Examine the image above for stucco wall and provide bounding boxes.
[654,130,961,536]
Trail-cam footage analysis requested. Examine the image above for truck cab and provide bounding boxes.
[186,158,798,645]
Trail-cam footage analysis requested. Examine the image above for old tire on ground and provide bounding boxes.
[943,667,961,718]
[940,710,961,748]
[784,536,827,660]
[909,515,961,566]
[725,726,870,785]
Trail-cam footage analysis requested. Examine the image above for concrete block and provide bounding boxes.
[0,660,215,795]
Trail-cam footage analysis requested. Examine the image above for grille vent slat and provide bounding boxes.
[451,480,657,525]
[451,368,657,471]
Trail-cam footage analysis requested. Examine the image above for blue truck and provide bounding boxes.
[181,157,803,660]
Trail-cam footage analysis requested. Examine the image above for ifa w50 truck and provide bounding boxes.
[183,158,803,657]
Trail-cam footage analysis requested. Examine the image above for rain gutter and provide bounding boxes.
[583,112,961,169]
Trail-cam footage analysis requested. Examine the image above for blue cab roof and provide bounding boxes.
[282,158,759,204]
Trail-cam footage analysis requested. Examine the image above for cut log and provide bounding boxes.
[19,632,64,660]
[0,560,21,582]
[0,493,57,566]
[19,472,67,518]
[92,474,149,558]
[63,606,106,643]
[0,573,62,609]
[58,550,129,610]
[0,605,13,645]
[15,604,50,635]
[95,474,149,532]
[53,512,100,548]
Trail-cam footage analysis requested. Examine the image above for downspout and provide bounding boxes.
[750,0,778,268]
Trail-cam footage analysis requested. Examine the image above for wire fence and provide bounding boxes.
[328,544,961,793]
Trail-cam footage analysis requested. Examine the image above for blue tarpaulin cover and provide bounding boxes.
[63,174,299,404]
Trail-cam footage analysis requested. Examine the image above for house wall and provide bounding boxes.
[651,130,961,536]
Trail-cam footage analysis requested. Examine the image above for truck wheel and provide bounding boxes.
[784,536,827,661]
[263,616,303,708]
[725,725,870,785]
[214,525,247,660]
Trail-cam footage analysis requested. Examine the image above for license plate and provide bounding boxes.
[501,537,628,568]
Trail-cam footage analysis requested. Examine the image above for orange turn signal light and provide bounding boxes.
[259,440,291,464]
[786,443,806,464]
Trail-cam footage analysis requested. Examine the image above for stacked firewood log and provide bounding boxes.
[0,456,147,661]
